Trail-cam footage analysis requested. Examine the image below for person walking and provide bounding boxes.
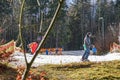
[82,32,92,61]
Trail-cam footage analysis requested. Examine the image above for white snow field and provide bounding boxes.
[9,50,120,67]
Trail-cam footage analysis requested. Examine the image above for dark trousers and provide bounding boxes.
[82,48,90,60]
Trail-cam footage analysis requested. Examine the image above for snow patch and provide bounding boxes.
[9,51,120,67]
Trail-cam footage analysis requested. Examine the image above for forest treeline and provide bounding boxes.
[0,0,120,53]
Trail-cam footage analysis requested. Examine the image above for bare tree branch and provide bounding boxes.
[37,0,40,6]
[59,0,62,3]
[18,0,28,64]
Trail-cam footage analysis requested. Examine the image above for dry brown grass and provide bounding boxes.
[1,60,120,80]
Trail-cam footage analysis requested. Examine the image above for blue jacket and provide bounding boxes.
[92,47,97,53]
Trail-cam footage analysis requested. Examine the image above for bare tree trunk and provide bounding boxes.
[56,25,58,50]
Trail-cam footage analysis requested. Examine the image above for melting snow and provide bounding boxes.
[10,50,120,67]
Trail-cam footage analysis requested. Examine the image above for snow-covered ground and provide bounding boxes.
[9,50,120,67]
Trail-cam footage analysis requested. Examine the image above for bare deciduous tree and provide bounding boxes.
[18,0,64,80]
